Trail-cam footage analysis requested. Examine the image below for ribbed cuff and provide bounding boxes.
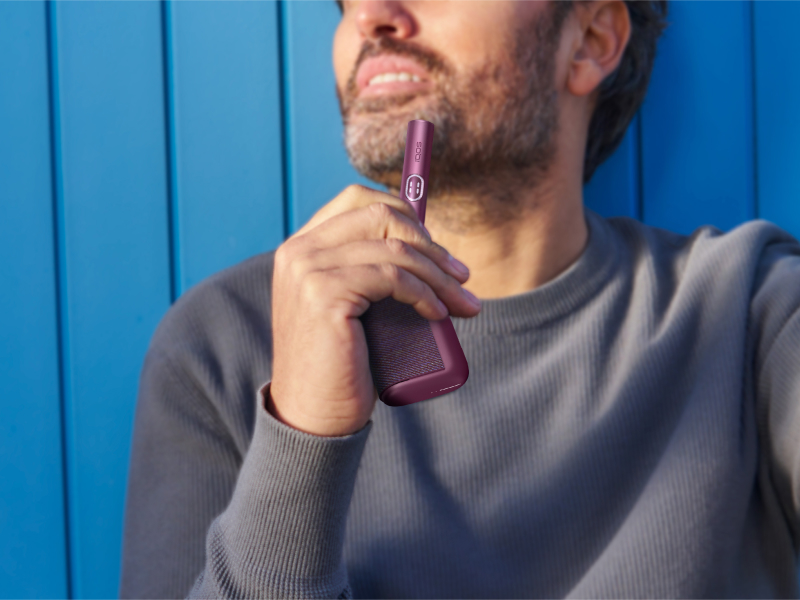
[213,382,372,594]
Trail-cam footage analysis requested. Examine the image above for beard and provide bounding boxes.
[336,6,564,231]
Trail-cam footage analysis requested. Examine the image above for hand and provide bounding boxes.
[267,184,481,437]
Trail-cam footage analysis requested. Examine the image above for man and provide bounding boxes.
[120,0,800,597]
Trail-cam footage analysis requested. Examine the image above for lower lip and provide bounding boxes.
[359,80,431,98]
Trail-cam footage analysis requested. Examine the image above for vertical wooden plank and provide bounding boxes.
[584,115,641,220]
[281,0,374,234]
[50,2,172,596]
[167,0,285,294]
[753,2,800,239]
[0,2,69,597]
[640,1,755,235]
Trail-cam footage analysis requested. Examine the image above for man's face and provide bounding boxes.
[333,0,565,207]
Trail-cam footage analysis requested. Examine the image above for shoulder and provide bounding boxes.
[585,210,800,351]
[597,211,798,293]
[599,211,800,360]
[150,250,277,361]
[604,212,794,267]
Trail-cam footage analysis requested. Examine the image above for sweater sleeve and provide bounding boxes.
[120,338,372,599]
[119,344,244,599]
[750,230,800,545]
[120,250,373,598]
[188,382,372,599]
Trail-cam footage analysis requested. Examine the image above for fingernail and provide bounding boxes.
[461,287,481,308]
[448,254,469,276]
[437,299,449,316]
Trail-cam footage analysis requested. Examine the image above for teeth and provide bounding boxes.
[368,72,422,86]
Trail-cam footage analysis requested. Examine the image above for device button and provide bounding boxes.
[405,174,424,202]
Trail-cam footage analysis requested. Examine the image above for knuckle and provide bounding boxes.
[275,238,315,279]
[341,184,369,207]
[368,201,396,222]
[288,253,313,279]
[444,276,462,297]
[418,286,438,311]
[431,241,449,257]
[384,237,410,257]
[345,183,367,195]
[274,242,295,270]
[379,262,402,284]
[340,184,359,201]
[299,270,328,302]
[414,231,433,249]
[399,228,429,253]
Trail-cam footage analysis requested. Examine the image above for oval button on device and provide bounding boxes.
[405,174,424,202]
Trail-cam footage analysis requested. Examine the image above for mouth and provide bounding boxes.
[360,76,431,99]
[355,55,434,99]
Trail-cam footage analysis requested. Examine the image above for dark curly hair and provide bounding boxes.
[333,0,668,183]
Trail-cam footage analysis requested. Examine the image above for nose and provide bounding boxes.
[355,0,415,40]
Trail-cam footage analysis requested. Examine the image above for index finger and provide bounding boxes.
[292,184,419,239]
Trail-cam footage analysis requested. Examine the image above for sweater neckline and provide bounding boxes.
[452,207,619,335]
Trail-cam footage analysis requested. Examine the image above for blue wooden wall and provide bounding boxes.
[1,1,799,597]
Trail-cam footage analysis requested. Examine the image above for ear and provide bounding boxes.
[566,0,631,98]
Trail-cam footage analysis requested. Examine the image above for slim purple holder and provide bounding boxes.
[359,120,470,407]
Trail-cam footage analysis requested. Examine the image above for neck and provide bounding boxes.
[402,170,588,300]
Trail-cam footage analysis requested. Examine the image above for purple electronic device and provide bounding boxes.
[359,119,470,407]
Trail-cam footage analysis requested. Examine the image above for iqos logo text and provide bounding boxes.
[405,174,424,202]
[415,141,422,162]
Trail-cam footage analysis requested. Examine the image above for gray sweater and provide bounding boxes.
[120,207,800,599]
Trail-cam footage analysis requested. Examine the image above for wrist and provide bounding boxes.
[264,382,370,438]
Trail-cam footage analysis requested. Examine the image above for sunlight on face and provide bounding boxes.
[333,1,564,203]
